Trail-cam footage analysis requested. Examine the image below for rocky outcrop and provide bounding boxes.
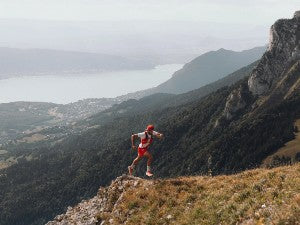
[219,11,300,122]
[248,11,300,96]
[294,10,300,19]
[46,175,151,225]
[223,85,247,120]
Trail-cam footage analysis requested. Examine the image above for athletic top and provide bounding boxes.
[138,131,158,148]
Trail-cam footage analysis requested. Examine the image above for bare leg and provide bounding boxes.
[144,151,153,176]
[128,155,142,175]
[144,151,153,166]
[131,155,142,167]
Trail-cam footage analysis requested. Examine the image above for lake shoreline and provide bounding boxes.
[0,64,183,104]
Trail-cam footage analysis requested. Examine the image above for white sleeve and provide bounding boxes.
[137,132,146,138]
[153,131,158,135]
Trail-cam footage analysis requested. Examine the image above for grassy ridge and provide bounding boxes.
[109,163,300,225]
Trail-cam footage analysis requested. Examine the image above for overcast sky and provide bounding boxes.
[0,0,298,57]
[0,0,298,25]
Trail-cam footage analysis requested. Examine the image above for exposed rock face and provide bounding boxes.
[248,12,300,96]
[223,85,247,120]
[46,175,150,225]
[218,11,300,123]
[294,10,300,19]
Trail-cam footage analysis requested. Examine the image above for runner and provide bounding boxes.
[128,124,163,176]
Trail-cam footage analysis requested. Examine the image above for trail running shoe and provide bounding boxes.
[146,171,153,177]
[128,166,133,176]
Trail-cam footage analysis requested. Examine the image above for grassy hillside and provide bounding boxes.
[117,164,300,225]
[48,163,300,225]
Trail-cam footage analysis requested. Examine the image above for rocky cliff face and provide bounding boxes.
[222,11,300,121]
[248,11,300,96]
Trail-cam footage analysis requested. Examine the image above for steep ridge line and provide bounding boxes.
[46,163,300,225]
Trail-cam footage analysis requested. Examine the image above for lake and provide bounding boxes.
[0,64,183,104]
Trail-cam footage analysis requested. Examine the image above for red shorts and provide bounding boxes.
[138,147,148,157]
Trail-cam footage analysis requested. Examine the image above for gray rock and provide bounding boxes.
[223,86,247,120]
[294,10,300,19]
[220,11,300,123]
[248,11,300,96]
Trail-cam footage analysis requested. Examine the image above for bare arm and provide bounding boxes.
[155,132,163,139]
[131,134,138,149]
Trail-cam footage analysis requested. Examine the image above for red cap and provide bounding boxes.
[146,124,154,131]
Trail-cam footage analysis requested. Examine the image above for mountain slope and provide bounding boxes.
[79,60,259,128]
[47,163,300,225]
[153,46,265,94]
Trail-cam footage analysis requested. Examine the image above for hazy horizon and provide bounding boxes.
[0,1,298,103]
[0,19,269,61]
[0,1,298,60]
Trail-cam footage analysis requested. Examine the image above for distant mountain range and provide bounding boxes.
[119,46,265,98]
[0,47,155,78]
[154,46,266,94]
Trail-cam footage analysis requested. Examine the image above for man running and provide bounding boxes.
[128,124,163,176]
